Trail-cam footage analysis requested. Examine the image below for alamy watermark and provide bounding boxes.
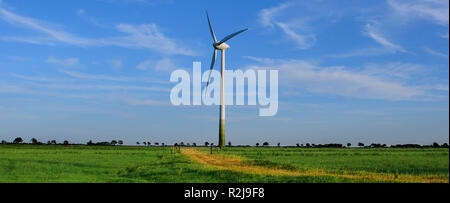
[170,62,278,116]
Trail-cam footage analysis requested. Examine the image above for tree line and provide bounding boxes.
[1,137,448,148]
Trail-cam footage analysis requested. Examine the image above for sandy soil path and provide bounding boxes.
[181,148,448,183]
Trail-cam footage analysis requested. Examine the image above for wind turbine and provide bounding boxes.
[205,12,248,148]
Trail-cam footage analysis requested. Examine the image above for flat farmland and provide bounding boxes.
[0,145,448,183]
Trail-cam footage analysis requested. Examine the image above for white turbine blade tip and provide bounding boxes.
[206,11,218,42]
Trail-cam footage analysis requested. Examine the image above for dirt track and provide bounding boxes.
[181,148,448,183]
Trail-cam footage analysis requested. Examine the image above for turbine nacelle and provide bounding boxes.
[214,42,230,50]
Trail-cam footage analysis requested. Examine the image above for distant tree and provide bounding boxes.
[13,137,23,144]
[256,143,260,147]
[147,142,151,146]
[1,140,7,145]
[95,142,111,146]
[143,142,147,146]
[63,140,69,145]
[358,142,365,147]
[296,143,300,147]
[277,143,281,147]
[47,141,51,145]
[347,143,351,147]
[136,142,140,145]
[205,142,209,147]
[174,143,178,147]
[87,140,94,145]
[209,143,214,154]
[228,141,232,147]
[111,140,118,146]
[306,143,311,148]
[187,143,191,147]
[180,142,185,146]
[192,143,196,147]
[161,143,165,147]
[442,143,449,148]
[433,142,440,148]
[118,140,124,145]
[51,140,57,145]
[263,142,269,147]
[31,138,39,145]
[155,142,160,146]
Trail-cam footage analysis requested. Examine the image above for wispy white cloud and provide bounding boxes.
[0,83,27,94]
[30,83,170,92]
[75,9,106,28]
[46,56,79,67]
[364,23,410,54]
[7,56,26,61]
[0,5,194,55]
[0,82,95,99]
[60,70,169,84]
[259,2,316,50]
[61,70,127,81]
[108,59,123,69]
[388,0,449,26]
[424,46,448,58]
[100,0,152,4]
[112,24,195,56]
[362,62,426,79]
[154,58,175,71]
[326,48,394,58]
[387,0,449,44]
[137,58,177,71]
[0,36,56,45]
[137,59,152,70]
[246,58,446,101]
[76,9,85,15]
[244,56,276,64]
[275,22,316,50]
[420,84,450,92]
[11,73,73,82]
[9,71,170,95]
[259,2,292,28]
[124,98,168,106]
[0,6,93,46]
[327,0,447,58]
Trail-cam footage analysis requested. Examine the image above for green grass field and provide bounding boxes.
[0,145,448,183]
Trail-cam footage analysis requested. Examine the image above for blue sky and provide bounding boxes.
[0,0,448,145]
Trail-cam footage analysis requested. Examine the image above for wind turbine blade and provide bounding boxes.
[205,49,217,97]
[218,28,248,45]
[206,11,218,42]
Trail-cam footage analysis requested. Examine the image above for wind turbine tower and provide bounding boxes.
[205,12,248,148]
